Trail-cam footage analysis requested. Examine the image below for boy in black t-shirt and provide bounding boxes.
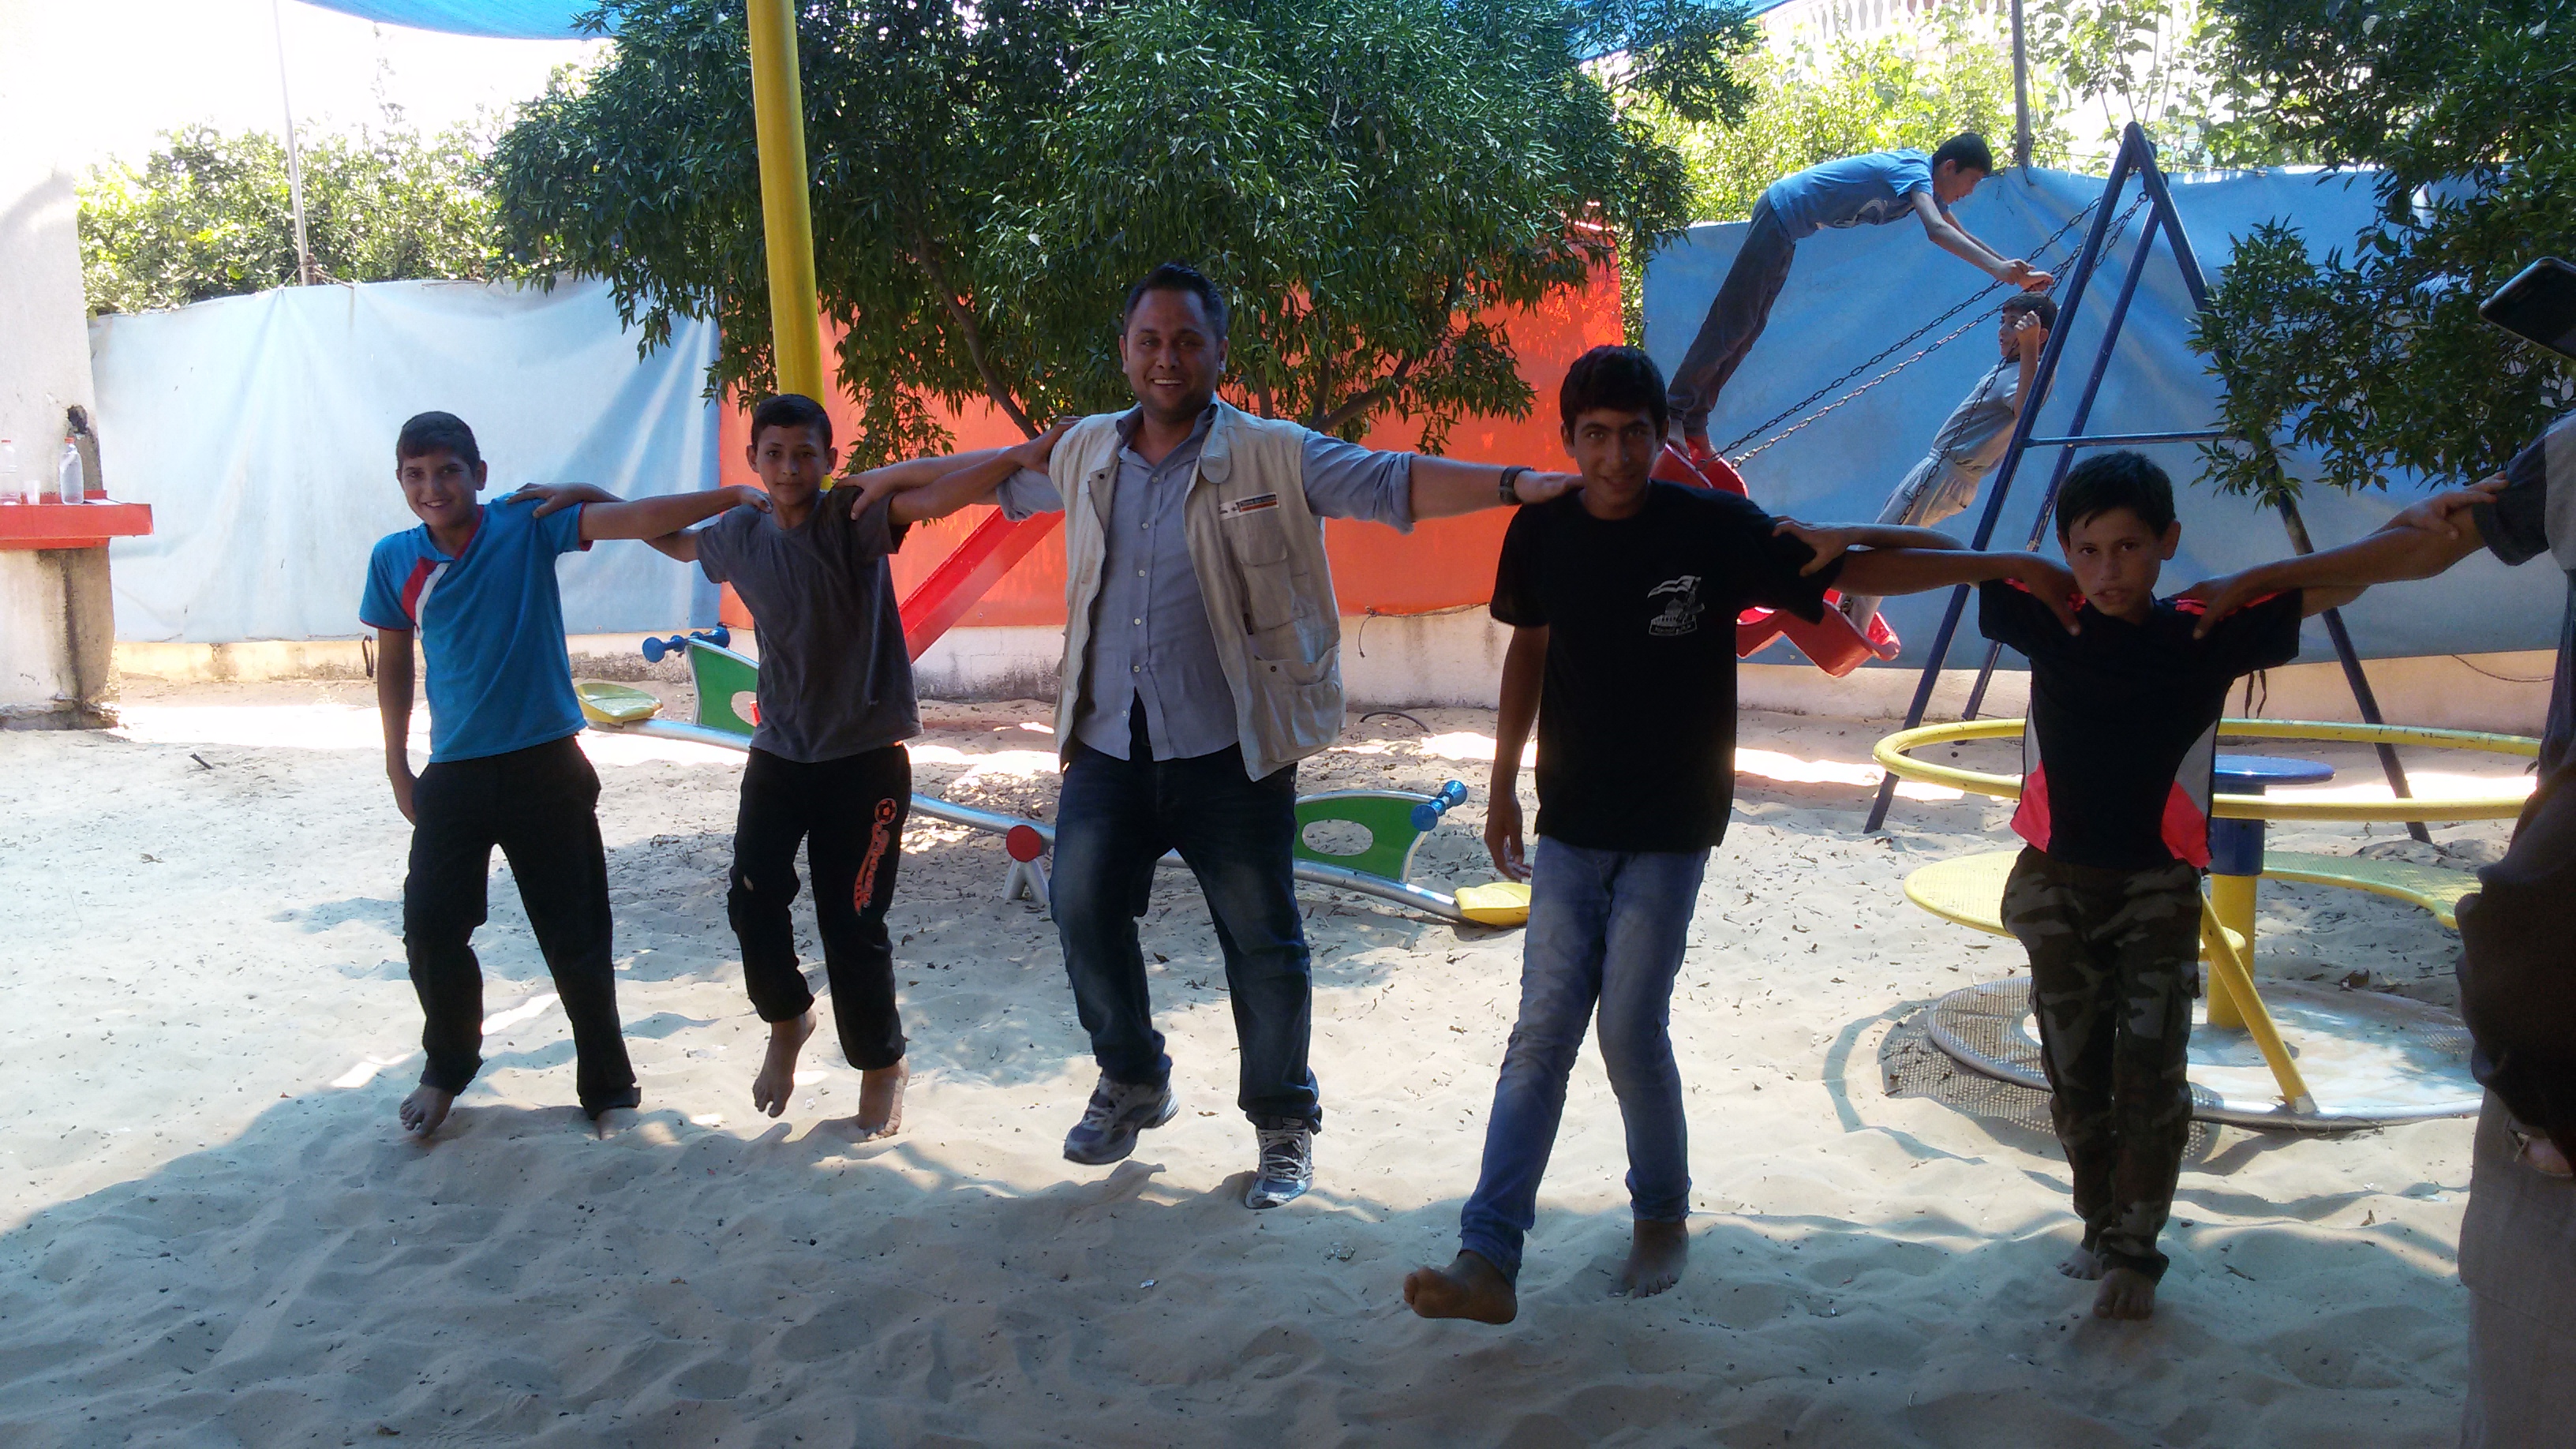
[1977,451,2358,1323]
[1405,348,2081,1325]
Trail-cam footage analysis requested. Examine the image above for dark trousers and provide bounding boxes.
[730,744,911,1072]
[403,735,638,1117]
[1664,197,1799,443]
[1051,711,1319,1129]
[2001,848,2201,1281]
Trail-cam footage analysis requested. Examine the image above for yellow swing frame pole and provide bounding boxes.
[2197,898,2317,1115]
[746,0,826,402]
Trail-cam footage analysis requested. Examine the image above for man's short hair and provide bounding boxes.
[1932,133,1996,176]
[1558,346,1669,436]
[1121,262,1230,339]
[751,393,833,448]
[396,411,482,470]
[2001,293,2057,329]
[2057,450,2176,538]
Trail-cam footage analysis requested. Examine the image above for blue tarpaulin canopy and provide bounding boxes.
[295,1,601,39]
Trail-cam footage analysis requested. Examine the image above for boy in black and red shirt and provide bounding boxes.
[1981,450,2358,1322]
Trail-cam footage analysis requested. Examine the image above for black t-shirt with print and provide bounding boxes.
[1980,581,2304,871]
[1492,483,1839,853]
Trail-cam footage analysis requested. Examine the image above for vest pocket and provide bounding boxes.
[1226,510,1300,634]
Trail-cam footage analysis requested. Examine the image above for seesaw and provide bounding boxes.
[578,632,1531,928]
[1875,716,2537,1129]
[1653,444,1898,676]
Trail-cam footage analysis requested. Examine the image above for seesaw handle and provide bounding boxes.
[1410,780,1470,832]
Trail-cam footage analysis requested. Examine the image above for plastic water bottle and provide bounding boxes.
[0,440,18,504]
[55,440,83,505]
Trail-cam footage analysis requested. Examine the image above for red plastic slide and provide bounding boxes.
[1649,444,1896,678]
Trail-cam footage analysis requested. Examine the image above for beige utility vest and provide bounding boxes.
[1048,401,1345,780]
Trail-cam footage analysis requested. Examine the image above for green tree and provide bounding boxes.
[2192,0,2575,504]
[2028,0,2304,170]
[78,119,502,316]
[1643,8,2053,228]
[492,0,1750,466]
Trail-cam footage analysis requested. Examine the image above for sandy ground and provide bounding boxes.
[0,678,2524,1447]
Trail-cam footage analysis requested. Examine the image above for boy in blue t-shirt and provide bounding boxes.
[360,410,762,1139]
[1666,133,2054,456]
[1977,451,2358,1322]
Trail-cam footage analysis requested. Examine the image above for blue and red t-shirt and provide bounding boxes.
[359,495,590,765]
[1979,580,2304,870]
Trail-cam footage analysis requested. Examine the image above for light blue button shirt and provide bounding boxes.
[995,407,1414,762]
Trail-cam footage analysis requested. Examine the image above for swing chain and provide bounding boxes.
[1716,192,2151,463]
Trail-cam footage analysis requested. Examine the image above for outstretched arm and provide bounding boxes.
[1911,192,2052,290]
[842,443,1017,519]
[578,485,769,541]
[1483,625,1546,883]
[889,421,1076,526]
[1777,518,2080,634]
[1409,457,1583,519]
[2177,477,2500,635]
[511,483,700,560]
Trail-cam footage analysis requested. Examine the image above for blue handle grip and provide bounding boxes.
[1410,780,1470,832]
[642,626,729,663]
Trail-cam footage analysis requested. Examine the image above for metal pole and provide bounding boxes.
[271,0,311,286]
[2010,0,2033,170]
[1962,208,2164,721]
[746,0,826,400]
[1864,132,2142,833]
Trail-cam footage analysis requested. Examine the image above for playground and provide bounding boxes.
[0,676,2515,1444]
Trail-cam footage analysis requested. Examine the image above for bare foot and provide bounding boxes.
[752,1011,816,1118]
[824,1060,908,1142]
[2058,1244,2105,1280]
[1619,1219,1689,1297]
[590,1106,637,1140]
[399,1085,455,1138]
[2092,1266,2157,1320]
[1403,1251,1518,1324]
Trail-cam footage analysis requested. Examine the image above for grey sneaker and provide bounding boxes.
[1244,1125,1314,1209]
[1061,1074,1178,1166]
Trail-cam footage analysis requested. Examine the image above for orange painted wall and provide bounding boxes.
[716,268,1623,629]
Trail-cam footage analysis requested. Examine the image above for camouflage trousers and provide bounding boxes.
[2001,848,2202,1281]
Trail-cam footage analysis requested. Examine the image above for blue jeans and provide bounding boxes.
[1052,727,1320,1129]
[1458,837,1709,1280]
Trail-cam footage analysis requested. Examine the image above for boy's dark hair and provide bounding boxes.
[1122,262,1230,339]
[751,393,833,448]
[1558,345,1669,436]
[2001,292,2057,329]
[1932,133,1995,176]
[396,411,482,470]
[2056,450,2177,538]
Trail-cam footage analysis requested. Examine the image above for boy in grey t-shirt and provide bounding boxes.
[529,395,1065,1138]
[1838,293,2054,642]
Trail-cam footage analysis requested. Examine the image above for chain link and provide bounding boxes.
[1716,191,2154,466]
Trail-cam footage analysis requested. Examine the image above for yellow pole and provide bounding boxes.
[2198,899,2316,1114]
[746,0,826,402]
[2204,871,2258,1029]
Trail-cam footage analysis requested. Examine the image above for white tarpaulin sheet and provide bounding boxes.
[1646,166,2565,664]
[91,277,722,642]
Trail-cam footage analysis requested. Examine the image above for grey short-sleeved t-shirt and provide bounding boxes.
[693,493,919,763]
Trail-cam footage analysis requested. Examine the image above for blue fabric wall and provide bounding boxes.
[1644,167,2564,665]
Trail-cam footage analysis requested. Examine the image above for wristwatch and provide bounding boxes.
[1499,466,1529,505]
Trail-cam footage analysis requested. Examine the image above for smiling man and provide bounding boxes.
[926,262,1583,1208]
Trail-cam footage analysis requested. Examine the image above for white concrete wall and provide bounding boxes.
[0,0,110,724]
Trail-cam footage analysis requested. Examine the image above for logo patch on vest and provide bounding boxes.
[1219,493,1281,519]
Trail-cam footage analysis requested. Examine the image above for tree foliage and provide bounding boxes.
[78,119,502,316]
[2027,0,2303,170]
[1642,8,2051,227]
[2193,0,2576,501]
[492,0,1748,466]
